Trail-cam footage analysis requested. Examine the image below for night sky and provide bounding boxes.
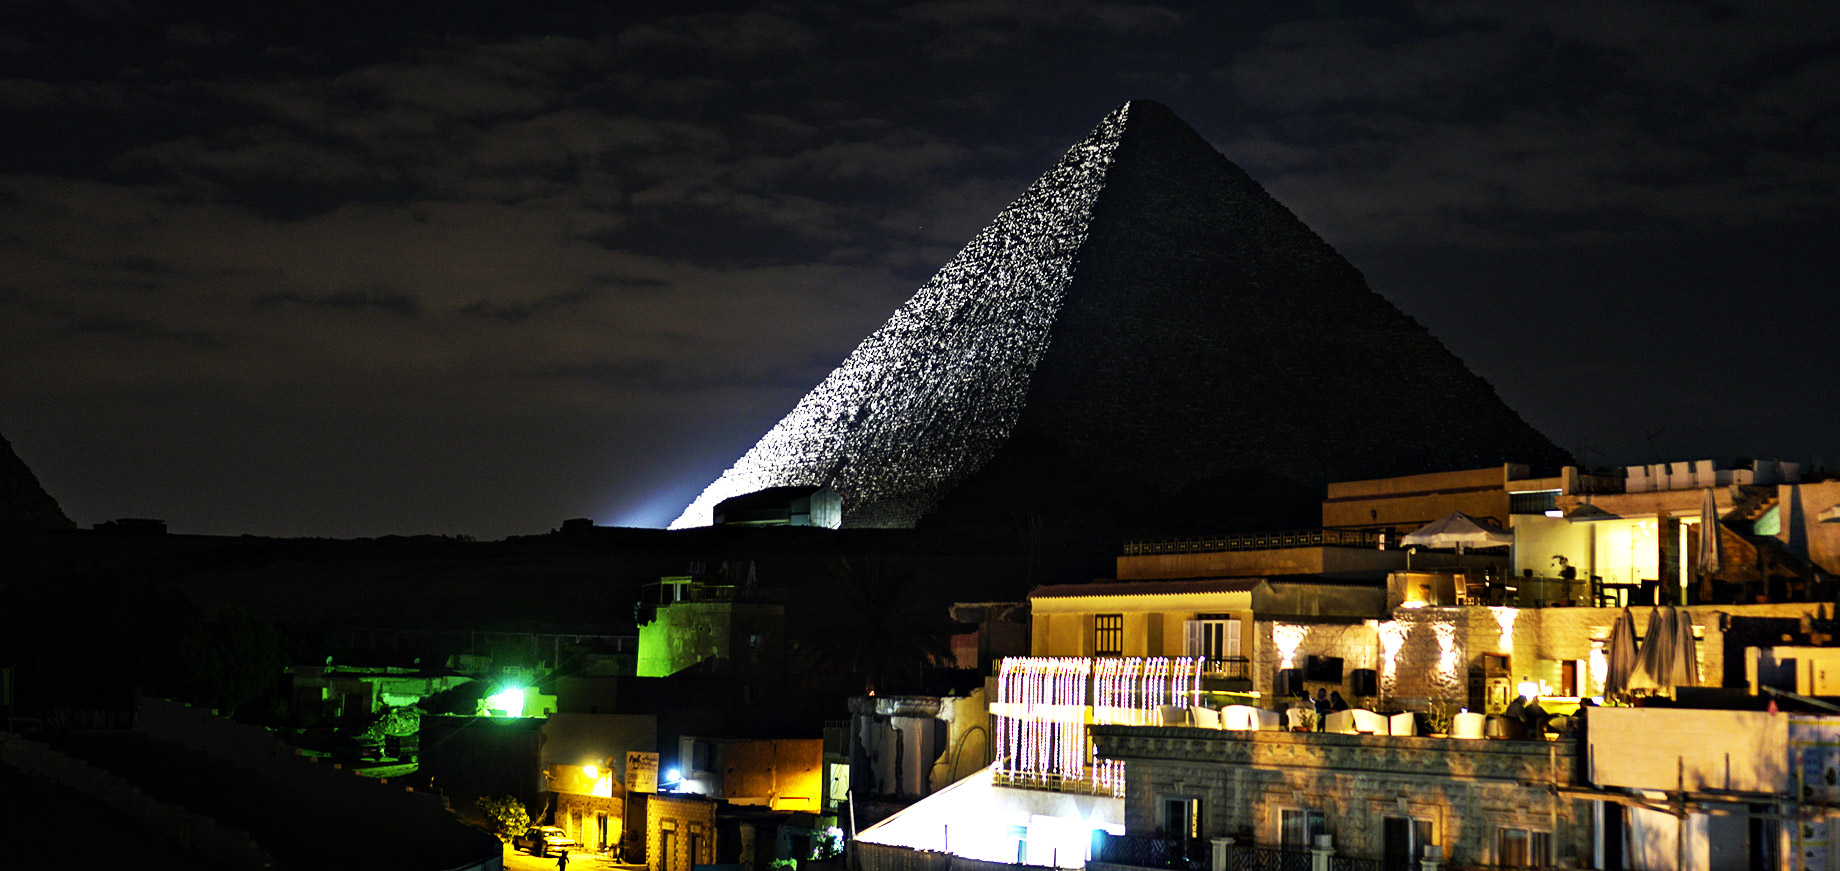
[4,1,1837,538]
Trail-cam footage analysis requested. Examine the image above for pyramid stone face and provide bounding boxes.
[672,108,1130,529]
[671,101,1569,529]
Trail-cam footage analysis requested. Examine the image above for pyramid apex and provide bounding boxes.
[671,102,1569,530]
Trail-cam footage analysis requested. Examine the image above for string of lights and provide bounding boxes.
[993,656,1201,795]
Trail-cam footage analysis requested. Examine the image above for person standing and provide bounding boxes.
[557,848,570,871]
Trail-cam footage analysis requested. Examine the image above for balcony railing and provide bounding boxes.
[1095,838,1453,871]
[1199,657,1252,680]
[1092,833,1209,871]
[1124,529,1383,556]
[1215,845,1312,871]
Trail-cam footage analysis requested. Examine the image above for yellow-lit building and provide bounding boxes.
[1030,579,1256,661]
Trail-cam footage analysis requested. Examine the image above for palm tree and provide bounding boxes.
[789,557,955,695]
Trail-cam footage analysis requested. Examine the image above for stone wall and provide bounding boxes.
[1253,619,1378,703]
[648,794,718,871]
[1091,725,1587,868]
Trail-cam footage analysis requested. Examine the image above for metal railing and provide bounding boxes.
[1216,845,1311,871]
[1092,833,1209,870]
[1199,657,1252,680]
[1124,529,1384,556]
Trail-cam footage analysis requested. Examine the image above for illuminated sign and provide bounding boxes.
[627,750,660,793]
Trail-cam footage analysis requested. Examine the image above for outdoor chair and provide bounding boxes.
[1158,705,1191,727]
[1222,705,1263,731]
[1388,712,1418,736]
[1451,712,1487,739]
[1351,709,1390,735]
[1193,706,1222,729]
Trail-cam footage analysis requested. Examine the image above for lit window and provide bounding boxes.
[1185,616,1241,661]
[1095,615,1124,657]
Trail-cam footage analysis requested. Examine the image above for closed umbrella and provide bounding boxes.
[1605,608,1639,697]
[1696,489,1723,606]
[1633,607,1680,692]
[1671,609,1700,688]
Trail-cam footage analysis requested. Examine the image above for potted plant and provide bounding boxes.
[1426,701,1456,737]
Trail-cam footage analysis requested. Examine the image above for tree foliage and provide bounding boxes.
[790,558,954,695]
[176,606,290,719]
[475,795,530,840]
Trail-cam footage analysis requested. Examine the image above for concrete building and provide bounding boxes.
[1322,463,1622,540]
[540,713,658,853]
[712,486,843,528]
[635,575,786,681]
[675,735,824,813]
[642,793,719,871]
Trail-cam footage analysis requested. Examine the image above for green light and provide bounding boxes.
[488,686,526,718]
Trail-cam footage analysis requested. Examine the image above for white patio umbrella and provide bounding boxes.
[1604,608,1640,697]
[1400,512,1514,554]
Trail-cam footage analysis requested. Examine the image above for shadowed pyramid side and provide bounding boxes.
[669,106,1134,528]
[1,432,75,530]
[1002,99,1570,505]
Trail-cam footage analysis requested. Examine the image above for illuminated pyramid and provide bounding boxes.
[671,101,1568,529]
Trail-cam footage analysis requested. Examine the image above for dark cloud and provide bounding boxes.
[254,288,422,317]
[1,0,1836,536]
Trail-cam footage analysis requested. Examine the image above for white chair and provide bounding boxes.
[1388,712,1418,737]
[1251,708,1282,731]
[1193,706,1222,729]
[1285,707,1312,730]
[1323,710,1357,734]
[1351,709,1390,735]
[1159,704,1192,727]
[1222,705,1257,731]
[1451,711,1487,739]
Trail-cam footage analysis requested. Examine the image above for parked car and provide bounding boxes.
[515,826,577,857]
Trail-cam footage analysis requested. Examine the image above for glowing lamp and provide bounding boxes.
[582,764,599,781]
[487,686,526,718]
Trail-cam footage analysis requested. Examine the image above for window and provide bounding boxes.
[1497,827,1551,868]
[1185,616,1242,660]
[1280,808,1325,851]
[1384,817,1434,866]
[1162,797,1201,841]
[1095,614,1124,657]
